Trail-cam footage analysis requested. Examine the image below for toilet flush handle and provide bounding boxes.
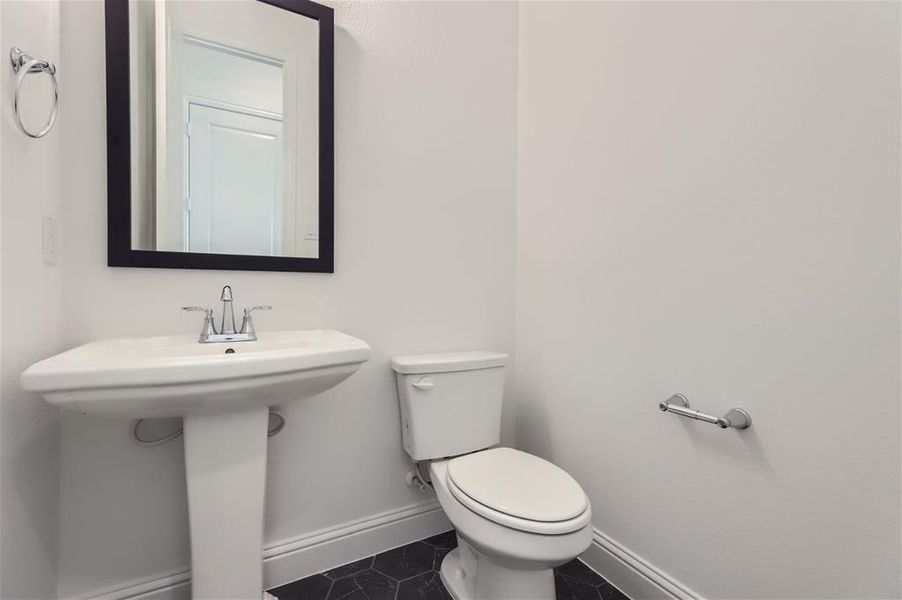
[412,377,435,391]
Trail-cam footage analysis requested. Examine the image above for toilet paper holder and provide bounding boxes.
[658,394,751,430]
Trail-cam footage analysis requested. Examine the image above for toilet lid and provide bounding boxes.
[446,448,589,524]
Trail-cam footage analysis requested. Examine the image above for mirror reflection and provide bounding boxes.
[129,0,320,258]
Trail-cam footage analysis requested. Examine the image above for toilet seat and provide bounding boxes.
[445,448,591,535]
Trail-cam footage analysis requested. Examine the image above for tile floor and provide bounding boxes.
[269,530,630,600]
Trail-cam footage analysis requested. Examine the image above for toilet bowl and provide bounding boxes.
[391,352,592,600]
[428,448,592,600]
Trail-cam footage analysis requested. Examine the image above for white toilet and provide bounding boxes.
[391,351,593,600]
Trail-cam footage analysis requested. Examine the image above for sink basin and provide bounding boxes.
[21,329,371,600]
[21,329,371,418]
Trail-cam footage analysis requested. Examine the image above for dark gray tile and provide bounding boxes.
[597,583,630,600]
[352,569,398,600]
[373,541,436,580]
[327,576,361,599]
[557,559,607,587]
[432,546,452,571]
[272,531,633,600]
[421,530,457,549]
[397,571,453,600]
[325,556,374,580]
[270,573,333,600]
[554,572,601,600]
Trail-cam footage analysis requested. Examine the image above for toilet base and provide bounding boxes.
[440,539,556,600]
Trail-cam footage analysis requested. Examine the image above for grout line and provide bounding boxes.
[276,532,633,600]
[576,556,630,598]
[325,557,375,581]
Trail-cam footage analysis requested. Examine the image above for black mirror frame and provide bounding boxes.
[105,0,334,273]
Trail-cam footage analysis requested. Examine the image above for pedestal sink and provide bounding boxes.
[21,330,371,599]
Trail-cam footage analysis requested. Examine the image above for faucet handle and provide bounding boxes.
[239,305,272,338]
[181,306,217,339]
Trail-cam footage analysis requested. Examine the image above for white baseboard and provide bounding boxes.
[75,499,450,600]
[581,528,700,600]
[72,570,192,600]
[73,512,695,600]
[264,499,450,588]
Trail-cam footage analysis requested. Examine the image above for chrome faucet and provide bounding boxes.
[220,285,237,335]
[182,286,271,343]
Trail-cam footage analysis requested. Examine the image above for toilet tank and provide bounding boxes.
[391,351,508,461]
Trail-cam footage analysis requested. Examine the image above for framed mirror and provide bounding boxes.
[105,0,334,272]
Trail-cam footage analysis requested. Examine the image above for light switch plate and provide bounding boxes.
[42,216,57,265]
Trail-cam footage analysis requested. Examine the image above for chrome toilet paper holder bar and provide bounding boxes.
[659,394,751,430]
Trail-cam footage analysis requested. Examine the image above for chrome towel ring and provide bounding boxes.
[10,46,59,139]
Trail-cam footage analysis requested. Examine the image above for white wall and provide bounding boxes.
[0,1,64,598]
[55,1,517,597]
[516,2,901,599]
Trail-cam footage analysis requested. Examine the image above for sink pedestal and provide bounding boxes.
[183,407,270,599]
[21,329,372,600]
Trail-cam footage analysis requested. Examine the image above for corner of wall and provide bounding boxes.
[0,1,65,598]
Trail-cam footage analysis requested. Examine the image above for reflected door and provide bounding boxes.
[186,103,285,255]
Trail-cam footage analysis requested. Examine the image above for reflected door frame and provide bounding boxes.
[157,7,304,255]
[185,98,294,256]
